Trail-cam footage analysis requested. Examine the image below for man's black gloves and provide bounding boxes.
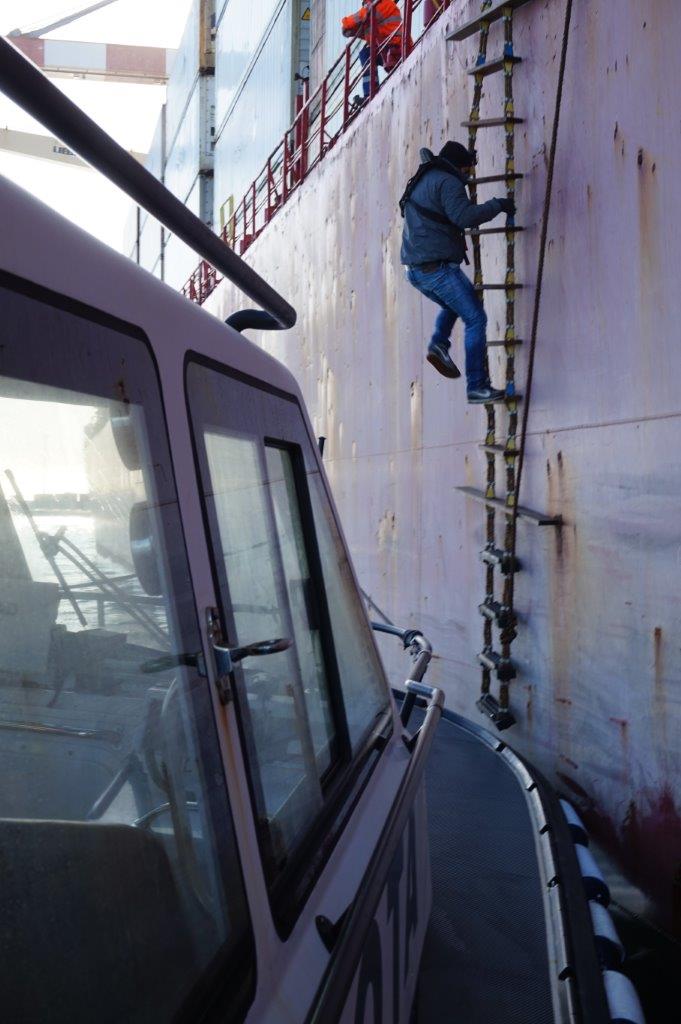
[497,196,516,216]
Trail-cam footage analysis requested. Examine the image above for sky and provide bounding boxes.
[0,0,193,251]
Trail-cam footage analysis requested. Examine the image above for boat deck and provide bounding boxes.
[417,711,555,1023]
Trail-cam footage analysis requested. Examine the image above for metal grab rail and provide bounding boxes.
[304,671,443,1024]
[183,0,455,305]
[0,36,296,329]
[371,621,433,724]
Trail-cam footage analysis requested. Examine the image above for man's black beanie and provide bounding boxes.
[439,140,474,167]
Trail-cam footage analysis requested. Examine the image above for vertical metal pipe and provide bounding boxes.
[424,0,438,25]
[369,2,378,99]
[403,0,413,59]
[301,78,310,179]
[134,204,140,264]
[283,134,290,201]
[266,156,272,221]
[343,45,351,129]
[319,78,327,161]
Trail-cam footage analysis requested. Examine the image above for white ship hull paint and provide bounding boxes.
[206,0,681,930]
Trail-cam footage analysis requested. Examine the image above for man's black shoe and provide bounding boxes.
[467,385,506,404]
[427,342,461,379]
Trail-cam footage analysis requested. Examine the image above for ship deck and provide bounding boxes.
[416,710,555,1023]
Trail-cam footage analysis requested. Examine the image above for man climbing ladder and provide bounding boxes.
[400,140,515,403]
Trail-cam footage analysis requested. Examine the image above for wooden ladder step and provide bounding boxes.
[486,338,523,347]
[468,225,524,236]
[467,55,522,78]
[480,443,519,456]
[484,392,522,406]
[462,117,524,129]
[455,486,562,526]
[475,282,524,291]
[447,0,533,42]
[468,173,524,185]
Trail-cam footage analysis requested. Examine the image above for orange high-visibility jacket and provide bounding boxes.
[342,0,403,47]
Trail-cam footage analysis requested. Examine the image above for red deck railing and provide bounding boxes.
[182,0,452,305]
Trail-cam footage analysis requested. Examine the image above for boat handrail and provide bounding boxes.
[304,650,443,1024]
[371,621,433,724]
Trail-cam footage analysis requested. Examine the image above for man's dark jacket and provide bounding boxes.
[400,149,503,266]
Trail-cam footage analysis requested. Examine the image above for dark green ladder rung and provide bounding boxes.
[468,173,524,185]
[456,486,562,526]
[447,0,533,42]
[480,443,519,456]
[467,55,522,78]
[479,393,523,406]
[462,117,524,129]
[475,283,524,291]
[487,337,523,347]
[468,226,524,236]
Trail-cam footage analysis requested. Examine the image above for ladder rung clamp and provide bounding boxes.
[478,600,516,629]
[476,692,516,731]
[478,649,516,682]
[480,546,520,574]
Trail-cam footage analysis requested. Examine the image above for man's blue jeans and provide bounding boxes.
[407,262,488,390]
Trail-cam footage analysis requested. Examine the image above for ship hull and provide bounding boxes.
[206,0,681,933]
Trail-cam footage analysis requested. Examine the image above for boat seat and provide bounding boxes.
[0,818,197,1023]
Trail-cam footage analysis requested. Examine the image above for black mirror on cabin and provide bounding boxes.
[111,408,141,471]
[129,502,162,596]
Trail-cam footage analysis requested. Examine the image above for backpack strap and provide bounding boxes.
[408,198,451,226]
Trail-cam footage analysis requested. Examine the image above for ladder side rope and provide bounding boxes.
[497,4,520,710]
[466,9,493,700]
[505,0,574,626]
[467,2,520,712]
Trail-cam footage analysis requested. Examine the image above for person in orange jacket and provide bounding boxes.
[342,0,403,101]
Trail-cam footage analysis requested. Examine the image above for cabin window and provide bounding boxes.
[187,359,389,892]
[0,278,254,1022]
[305,467,392,748]
[202,431,335,860]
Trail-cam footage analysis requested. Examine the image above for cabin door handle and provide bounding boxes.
[213,636,291,675]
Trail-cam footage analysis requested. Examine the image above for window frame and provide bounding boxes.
[0,268,257,1024]
[184,350,394,937]
[263,436,352,782]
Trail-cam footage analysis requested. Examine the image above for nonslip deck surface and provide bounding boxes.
[416,713,555,1023]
